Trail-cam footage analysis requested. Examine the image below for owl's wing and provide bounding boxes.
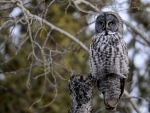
[119,74,127,99]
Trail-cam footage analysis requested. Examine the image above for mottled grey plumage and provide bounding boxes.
[90,12,129,111]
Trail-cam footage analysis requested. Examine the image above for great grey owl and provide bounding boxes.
[90,12,129,111]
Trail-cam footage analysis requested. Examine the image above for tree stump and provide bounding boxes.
[68,74,96,113]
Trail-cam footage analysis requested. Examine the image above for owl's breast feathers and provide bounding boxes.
[90,33,129,78]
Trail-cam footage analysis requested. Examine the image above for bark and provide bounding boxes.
[68,74,96,113]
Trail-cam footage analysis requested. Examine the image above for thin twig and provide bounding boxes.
[72,0,99,15]
[124,90,141,113]
[124,20,150,45]
[10,0,89,53]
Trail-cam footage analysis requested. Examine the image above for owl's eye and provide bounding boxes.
[101,22,104,26]
[108,22,113,26]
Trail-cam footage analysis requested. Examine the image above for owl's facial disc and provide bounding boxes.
[95,14,119,35]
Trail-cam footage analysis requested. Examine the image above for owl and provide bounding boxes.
[90,12,129,111]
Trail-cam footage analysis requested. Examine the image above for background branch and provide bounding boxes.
[124,20,150,45]
[124,90,141,113]
[10,0,89,53]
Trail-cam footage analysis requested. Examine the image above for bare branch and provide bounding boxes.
[81,0,100,12]
[29,79,47,109]
[123,20,150,45]
[65,0,72,14]
[44,0,55,19]
[124,90,141,113]
[10,0,89,53]
[124,96,150,102]
[72,0,99,15]
[73,0,100,12]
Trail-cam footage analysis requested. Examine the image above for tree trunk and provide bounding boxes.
[68,74,95,113]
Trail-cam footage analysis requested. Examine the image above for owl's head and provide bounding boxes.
[95,12,123,35]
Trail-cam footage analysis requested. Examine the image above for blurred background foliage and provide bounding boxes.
[0,0,150,113]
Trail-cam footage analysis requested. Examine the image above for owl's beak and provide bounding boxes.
[105,27,108,31]
[105,28,108,35]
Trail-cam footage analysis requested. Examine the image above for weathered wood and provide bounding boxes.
[68,74,95,113]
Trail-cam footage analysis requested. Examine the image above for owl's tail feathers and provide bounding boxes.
[104,96,119,111]
[97,73,125,111]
